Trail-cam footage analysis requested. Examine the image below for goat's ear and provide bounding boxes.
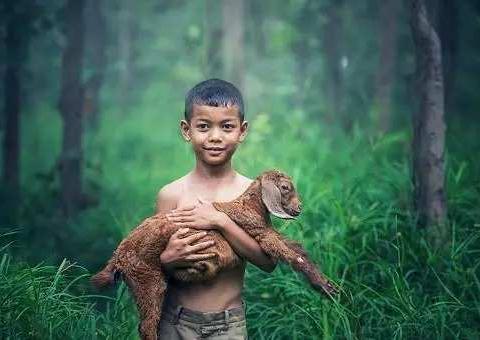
[261,177,295,219]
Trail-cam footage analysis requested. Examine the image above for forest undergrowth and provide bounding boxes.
[1,111,479,339]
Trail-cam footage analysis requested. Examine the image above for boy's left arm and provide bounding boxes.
[166,201,277,273]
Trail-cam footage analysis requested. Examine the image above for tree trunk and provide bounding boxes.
[248,0,266,57]
[409,0,447,243]
[222,0,245,92]
[374,0,400,133]
[2,7,23,223]
[58,0,85,217]
[84,0,107,129]
[322,2,345,128]
[437,0,458,114]
[118,0,134,113]
[292,0,313,109]
[203,0,222,78]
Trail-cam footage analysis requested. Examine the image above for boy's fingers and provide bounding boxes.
[170,215,195,222]
[187,240,215,253]
[173,222,195,229]
[185,253,217,261]
[173,228,191,239]
[167,211,195,217]
[171,205,195,213]
[168,216,195,223]
[182,231,209,243]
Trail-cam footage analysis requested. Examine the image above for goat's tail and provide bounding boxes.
[91,262,117,289]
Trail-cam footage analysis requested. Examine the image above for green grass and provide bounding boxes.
[0,241,137,339]
[1,106,479,339]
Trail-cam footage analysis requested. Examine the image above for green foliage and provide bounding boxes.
[236,113,480,339]
[0,232,138,339]
[4,109,480,338]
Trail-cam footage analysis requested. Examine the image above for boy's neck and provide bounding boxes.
[192,160,236,183]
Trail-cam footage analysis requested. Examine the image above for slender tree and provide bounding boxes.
[83,0,107,129]
[437,0,458,113]
[222,0,245,92]
[409,0,447,243]
[292,0,315,109]
[2,2,23,222]
[321,1,345,128]
[118,0,134,113]
[1,1,41,222]
[203,0,222,78]
[248,0,266,57]
[58,0,86,217]
[373,0,400,133]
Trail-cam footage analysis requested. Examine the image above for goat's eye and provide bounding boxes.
[280,184,289,191]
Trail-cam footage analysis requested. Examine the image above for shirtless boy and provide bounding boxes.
[155,79,276,339]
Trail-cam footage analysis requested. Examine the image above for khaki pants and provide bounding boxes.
[157,301,248,339]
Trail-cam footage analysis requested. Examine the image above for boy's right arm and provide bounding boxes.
[156,185,216,271]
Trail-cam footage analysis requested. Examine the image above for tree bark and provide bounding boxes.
[84,0,107,129]
[58,0,85,217]
[118,0,134,113]
[203,0,222,78]
[292,0,314,109]
[248,0,266,57]
[2,5,23,222]
[374,0,400,133]
[409,0,447,241]
[437,0,458,114]
[321,2,345,128]
[222,0,245,92]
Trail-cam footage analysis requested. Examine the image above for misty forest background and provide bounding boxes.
[1,0,480,339]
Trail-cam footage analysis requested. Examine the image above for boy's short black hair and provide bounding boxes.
[184,79,245,122]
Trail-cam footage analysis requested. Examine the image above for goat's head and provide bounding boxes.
[260,170,302,219]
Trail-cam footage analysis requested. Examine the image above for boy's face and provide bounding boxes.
[180,104,248,166]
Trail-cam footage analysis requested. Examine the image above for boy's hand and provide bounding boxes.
[165,198,226,230]
[160,228,216,270]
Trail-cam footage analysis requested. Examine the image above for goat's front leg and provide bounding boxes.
[258,229,338,296]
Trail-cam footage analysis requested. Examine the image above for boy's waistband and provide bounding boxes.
[162,301,246,325]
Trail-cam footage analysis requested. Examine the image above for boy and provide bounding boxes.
[155,79,276,339]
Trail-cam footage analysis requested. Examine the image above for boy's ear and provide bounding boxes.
[180,120,191,142]
[239,120,248,142]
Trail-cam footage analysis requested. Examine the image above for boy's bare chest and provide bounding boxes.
[175,181,251,208]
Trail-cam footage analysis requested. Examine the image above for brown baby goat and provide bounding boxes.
[91,170,338,340]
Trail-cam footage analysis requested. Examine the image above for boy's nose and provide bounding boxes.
[208,128,222,141]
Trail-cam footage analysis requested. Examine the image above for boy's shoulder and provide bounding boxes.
[235,173,254,187]
[155,174,189,212]
[157,174,188,198]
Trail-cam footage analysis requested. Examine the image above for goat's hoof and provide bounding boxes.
[322,281,339,297]
[312,280,339,297]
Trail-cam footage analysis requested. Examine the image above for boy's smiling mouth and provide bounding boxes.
[202,146,227,157]
[203,147,226,151]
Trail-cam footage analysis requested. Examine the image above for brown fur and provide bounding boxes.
[91,170,337,340]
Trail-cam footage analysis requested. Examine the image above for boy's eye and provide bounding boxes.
[197,124,209,130]
[223,124,235,129]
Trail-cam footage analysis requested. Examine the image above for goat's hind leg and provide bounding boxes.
[127,270,167,340]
